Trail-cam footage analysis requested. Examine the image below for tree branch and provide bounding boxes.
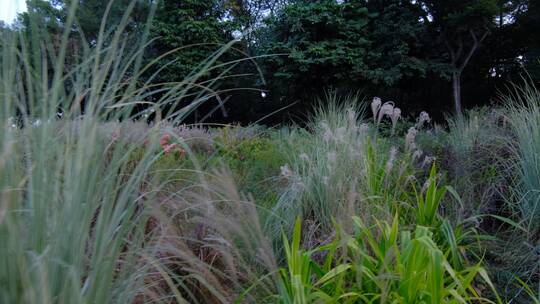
[455,34,463,64]
[443,35,456,64]
[458,28,489,71]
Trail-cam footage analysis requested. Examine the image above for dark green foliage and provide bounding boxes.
[149,0,238,82]
[258,0,428,104]
[363,1,428,84]
[21,0,150,41]
[259,1,371,94]
[13,0,540,120]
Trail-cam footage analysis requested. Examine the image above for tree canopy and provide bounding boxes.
[11,0,540,122]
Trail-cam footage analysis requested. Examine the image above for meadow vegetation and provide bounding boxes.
[1,2,540,304]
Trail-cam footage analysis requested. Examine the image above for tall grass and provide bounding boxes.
[444,108,510,221]
[0,2,277,303]
[266,94,415,247]
[501,82,540,301]
[504,83,540,232]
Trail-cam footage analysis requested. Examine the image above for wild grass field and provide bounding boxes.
[1,2,539,304]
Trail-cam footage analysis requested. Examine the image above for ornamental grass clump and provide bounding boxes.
[443,108,510,221]
[504,84,540,233]
[0,1,273,303]
[266,95,416,248]
[267,97,371,241]
[498,82,540,299]
[371,96,402,134]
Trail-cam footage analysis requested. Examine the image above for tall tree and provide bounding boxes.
[420,0,499,114]
[142,0,249,121]
[257,0,429,109]
[52,0,151,42]
[257,0,372,102]
[515,0,540,80]
[19,0,151,45]
[363,0,428,85]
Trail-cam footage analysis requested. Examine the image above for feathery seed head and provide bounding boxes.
[385,147,398,175]
[377,102,395,124]
[416,111,431,129]
[371,97,382,120]
[405,127,418,151]
[421,156,435,168]
[335,127,346,142]
[391,107,401,131]
[412,149,423,161]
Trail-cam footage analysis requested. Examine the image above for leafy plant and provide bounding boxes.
[274,216,500,303]
[414,164,447,227]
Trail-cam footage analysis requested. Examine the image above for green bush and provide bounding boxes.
[217,135,288,210]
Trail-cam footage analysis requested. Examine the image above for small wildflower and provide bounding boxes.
[7,117,17,129]
[177,148,186,157]
[110,131,120,143]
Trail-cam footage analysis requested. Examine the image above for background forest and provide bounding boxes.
[4,0,540,123]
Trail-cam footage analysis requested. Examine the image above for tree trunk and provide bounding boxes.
[452,71,462,115]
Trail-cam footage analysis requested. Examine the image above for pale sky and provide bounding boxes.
[0,0,27,24]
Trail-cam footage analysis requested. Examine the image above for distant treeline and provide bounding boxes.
[6,0,540,123]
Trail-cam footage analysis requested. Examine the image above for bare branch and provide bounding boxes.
[455,34,463,63]
[443,35,457,64]
[458,28,489,71]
